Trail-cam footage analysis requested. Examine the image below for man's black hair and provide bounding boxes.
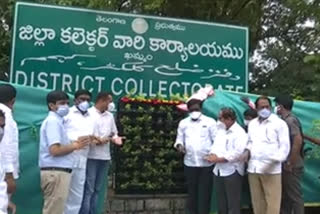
[0,110,5,118]
[0,84,16,104]
[95,92,112,103]
[220,107,237,121]
[243,108,258,118]
[47,90,69,108]
[255,96,272,108]
[74,89,92,99]
[274,95,294,111]
[187,99,203,110]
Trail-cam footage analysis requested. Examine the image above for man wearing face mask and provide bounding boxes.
[241,96,290,214]
[274,95,304,214]
[63,89,98,214]
[80,92,123,214]
[39,90,89,214]
[175,98,216,214]
[206,107,247,214]
[243,108,258,132]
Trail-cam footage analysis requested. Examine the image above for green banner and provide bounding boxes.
[10,2,248,99]
[9,82,320,214]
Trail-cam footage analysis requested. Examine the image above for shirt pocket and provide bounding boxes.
[264,125,278,145]
[200,125,209,138]
[225,137,232,151]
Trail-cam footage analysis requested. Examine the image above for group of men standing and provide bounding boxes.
[0,84,122,214]
[39,89,122,214]
[176,95,304,214]
[0,82,308,214]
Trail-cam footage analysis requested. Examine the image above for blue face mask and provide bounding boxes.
[258,108,271,119]
[56,105,69,117]
[78,101,90,112]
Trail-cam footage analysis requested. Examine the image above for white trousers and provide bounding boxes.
[0,181,7,214]
[63,167,86,214]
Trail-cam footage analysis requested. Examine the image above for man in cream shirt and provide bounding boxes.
[242,96,290,214]
[80,92,122,214]
[206,107,247,214]
[63,90,97,214]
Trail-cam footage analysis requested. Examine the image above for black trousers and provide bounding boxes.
[184,165,214,214]
[280,167,304,214]
[215,171,242,214]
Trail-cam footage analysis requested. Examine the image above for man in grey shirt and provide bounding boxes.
[275,95,304,214]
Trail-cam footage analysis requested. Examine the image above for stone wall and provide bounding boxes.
[106,194,187,214]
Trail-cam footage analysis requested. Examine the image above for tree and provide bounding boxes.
[250,0,320,100]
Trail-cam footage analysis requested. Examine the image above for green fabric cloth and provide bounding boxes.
[7,83,320,213]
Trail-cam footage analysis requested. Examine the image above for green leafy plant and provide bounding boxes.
[115,95,187,194]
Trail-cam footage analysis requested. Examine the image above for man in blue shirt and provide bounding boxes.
[39,90,89,214]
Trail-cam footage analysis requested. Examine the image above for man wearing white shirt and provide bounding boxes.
[175,99,216,214]
[0,84,19,209]
[63,90,97,214]
[244,96,290,214]
[0,110,8,214]
[206,107,247,214]
[80,92,122,214]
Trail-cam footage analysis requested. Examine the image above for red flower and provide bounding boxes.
[121,97,130,103]
[152,99,160,105]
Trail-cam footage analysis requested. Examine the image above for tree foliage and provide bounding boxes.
[250,0,320,101]
[1,0,320,100]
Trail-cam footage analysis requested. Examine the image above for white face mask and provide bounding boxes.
[274,105,280,114]
[190,111,202,120]
[258,108,271,119]
[78,101,90,112]
[217,120,226,130]
[108,102,115,112]
[244,119,250,126]
[56,104,69,117]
